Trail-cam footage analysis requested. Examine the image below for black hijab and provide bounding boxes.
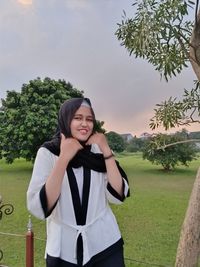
[41,97,107,171]
[41,97,129,198]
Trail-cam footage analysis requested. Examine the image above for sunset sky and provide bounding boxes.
[0,0,199,136]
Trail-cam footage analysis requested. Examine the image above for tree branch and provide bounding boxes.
[195,0,199,26]
[156,139,200,150]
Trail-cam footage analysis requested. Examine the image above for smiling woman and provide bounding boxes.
[18,0,32,5]
[27,97,130,267]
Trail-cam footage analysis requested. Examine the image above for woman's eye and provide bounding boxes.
[73,116,93,122]
[74,116,82,120]
[87,118,93,122]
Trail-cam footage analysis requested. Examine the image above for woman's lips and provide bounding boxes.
[79,129,88,135]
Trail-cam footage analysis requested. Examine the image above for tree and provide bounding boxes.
[116,4,200,263]
[142,130,197,171]
[126,136,146,152]
[106,131,126,153]
[95,120,106,134]
[0,77,83,163]
[115,0,200,130]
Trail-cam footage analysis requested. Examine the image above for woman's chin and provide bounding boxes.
[77,136,89,143]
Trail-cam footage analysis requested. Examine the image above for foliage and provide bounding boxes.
[0,77,83,163]
[126,136,147,152]
[95,120,106,133]
[190,130,200,139]
[116,0,200,131]
[142,130,197,171]
[116,0,194,81]
[106,131,126,152]
[150,80,200,130]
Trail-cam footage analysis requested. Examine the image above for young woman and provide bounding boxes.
[27,97,130,267]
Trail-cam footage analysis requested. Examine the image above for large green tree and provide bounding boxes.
[143,130,197,171]
[0,77,83,163]
[106,131,126,153]
[116,0,200,130]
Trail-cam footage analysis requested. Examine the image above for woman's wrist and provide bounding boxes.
[58,153,70,165]
[104,151,115,160]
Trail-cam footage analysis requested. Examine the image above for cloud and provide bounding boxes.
[17,0,32,5]
[0,0,199,136]
[64,0,90,10]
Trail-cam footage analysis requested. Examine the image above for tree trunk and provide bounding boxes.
[175,167,200,267]
[189,9,200,81]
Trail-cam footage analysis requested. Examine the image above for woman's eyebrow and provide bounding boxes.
[74,113,92,116]
[74,114,93,118]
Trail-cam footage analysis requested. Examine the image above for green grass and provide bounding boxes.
[0,159,46,266]
[0,154,200,267]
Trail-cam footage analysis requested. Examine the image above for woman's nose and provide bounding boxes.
[81,119,87,126]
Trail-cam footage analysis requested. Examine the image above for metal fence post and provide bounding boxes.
[26,215,34,267]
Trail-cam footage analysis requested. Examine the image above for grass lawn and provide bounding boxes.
[0,153,200,267]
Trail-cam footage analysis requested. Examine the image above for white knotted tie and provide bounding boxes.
[53,207,107,265]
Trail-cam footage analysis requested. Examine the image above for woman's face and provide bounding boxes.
[70,105,94,142]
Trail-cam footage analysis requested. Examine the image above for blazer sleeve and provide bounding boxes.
[27,147,54,220]
[106,161,130,205]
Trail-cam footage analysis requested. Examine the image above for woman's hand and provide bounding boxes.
[87,133,123,197]
[86,133,112,157]
[44,134,83,212]
[60,133,83,162]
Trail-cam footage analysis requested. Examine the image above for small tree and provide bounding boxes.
[143,131,197,171]
[106,131,126,153]
[126,136,146,152]
[0,77,83,163]
[95,120,106,133]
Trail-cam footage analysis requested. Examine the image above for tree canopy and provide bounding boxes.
[106,131,126,153]
[116,0,200,131]
[142,130,197,171]
[116,0,193,80]
[126,136,146,152]
[0,77,83,163]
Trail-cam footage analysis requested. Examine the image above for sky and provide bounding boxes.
[0,0,199,137]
